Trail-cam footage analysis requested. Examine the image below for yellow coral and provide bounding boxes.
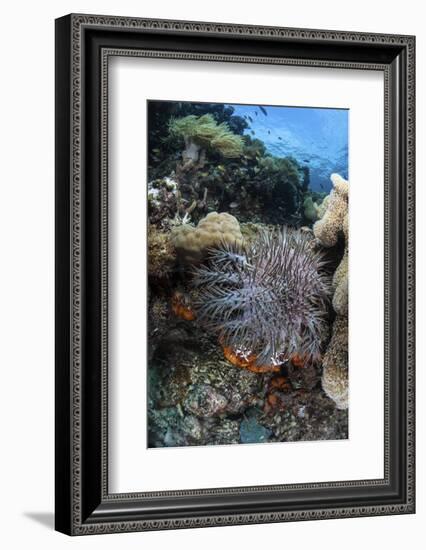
[332,212,348,315]
[316,195,330,219]
[314,173,349,316]
[169,114,243,158]
[172,212,243,265]
[321,315,348,410]
[313,173,348,247]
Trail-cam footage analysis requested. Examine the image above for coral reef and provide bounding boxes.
[172,211,243,265]
[261,389,348,441]
[147,224,176,278]
[313,173,348,247]
[303,195,319,222]
[192,226,331,366]
[146,102,350,445]
[313,173,348,315]
[147,320,348,447]
[184,384,228,417]
[332,212,349,315]
[313,174,349,409]
[316,195,330,219]
[147,294,170,360]
[321,315,349,410]
[148,177,180,228]
[149,104,309,228]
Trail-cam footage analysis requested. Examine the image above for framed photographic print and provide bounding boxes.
[55,14,415,535]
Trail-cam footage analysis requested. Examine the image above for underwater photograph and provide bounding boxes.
[147,100,349,448]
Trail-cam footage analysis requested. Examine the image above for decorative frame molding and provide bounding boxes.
[55,14,415,535]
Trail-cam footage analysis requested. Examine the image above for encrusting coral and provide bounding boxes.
[169,114,244,163]
[321,315,348,410]
[171,211,243,265]
[313,173,349,409]
[316,195,330,220]
[331,213,348,316]
[313,173,348,315]
[147,224,177,278]
[313,173,348,246]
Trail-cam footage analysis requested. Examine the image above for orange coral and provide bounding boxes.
[171,292,196,321]
[222,345,280,373]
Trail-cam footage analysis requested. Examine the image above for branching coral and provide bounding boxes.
[172,211,243,265]
[192,227,331,367]
[148,177,180,228]
[169,114,244,162]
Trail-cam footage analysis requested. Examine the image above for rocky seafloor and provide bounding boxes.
[148,318,348,448]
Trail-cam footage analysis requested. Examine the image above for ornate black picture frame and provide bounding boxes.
[55,13,415,535]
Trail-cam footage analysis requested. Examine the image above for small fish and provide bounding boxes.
[303,159,310,163]
[229,202,238,209]
[259,105,268,116]
[278,136,282,140]
[152,148,161,153]
[255,111,258,116]
[248,115,253,123]
[251,130,255,135]
[268,130,271,134]
[218,165,226,172]
[319,183,325,190]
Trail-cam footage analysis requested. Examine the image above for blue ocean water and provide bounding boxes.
[229,104,349,193]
